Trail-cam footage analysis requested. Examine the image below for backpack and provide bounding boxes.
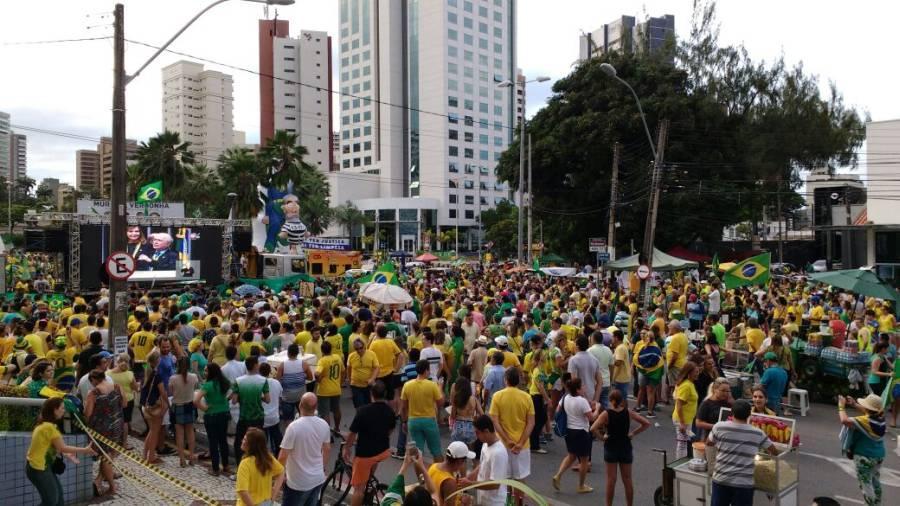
[554,395,568,438]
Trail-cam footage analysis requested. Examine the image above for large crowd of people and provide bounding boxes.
[4,259,897,505]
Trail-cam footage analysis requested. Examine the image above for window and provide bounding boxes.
[341,72,349,81]
[464,33,473,45]
[364,141,372,150]
[353,113,361,122]
[465,195,474,205]
[449,162,458,172]
[449,129,458,140]
[479,54,488,66]
[479,134,489,144]
[364,156,372,165]
[464,1,472,12]
[448,62,458,74]
[464,132,474,142]
[448,45,458,57]
[464,66,474,78]
[352,54,359,64]
[479,38,488,50]
[480,150,489,160]
[494,27,502,38]
[352,39,359,49]
[448,29,458,40]
[494,197,505,205]
[480,196,488,205]
[449,194,457,204]
[494,136,503,146]
[494,120,502,131]
[479,70,489,82]
[479,180,488,189]
[464,180,474,189]
[353,128,361,136]
[479,86,488,97]
[494,105,503,116]
[353,143,361,152]
[352,69,360,78]
[449,209,457,219]
[494,42,503,53]
[479,22,488,33]
[342,145,350,154]
[464,99,473,110]
[494,58,503,69]
[464,148,474,159]
[448,96,459,107]
[463,17,473,29]
[449,179,458,188]
[449,113,459,124]
[364,126,372,135]
[363,111,371,120]
[479,6,488,16]
[342,130,350,139]
[464,115,474,126]
[465,210,474,219]
[343,159,350,168]
[494,11,502,22]
[448,12,457,23]
[363,66,371,76]
[464,82,474,94]
[341,57,349,66]
[448,79,458,91]
[352,84,360,93]
[464,50,473,62]
[363,50,370,60]
[464,164,474,174]
[342,101,350,110]
[311,262,323,275]
[479,102,488,113]
[341,43,349,52]
[449,146,459,157]
[363,81,371,91]
[448,0,457,6]
[352,98,360,108]
[353,158,361,167]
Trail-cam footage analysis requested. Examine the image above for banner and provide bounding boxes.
[76,199,185,218]
[303,237,351,251]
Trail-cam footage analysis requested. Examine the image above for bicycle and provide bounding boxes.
[319,430,388,506]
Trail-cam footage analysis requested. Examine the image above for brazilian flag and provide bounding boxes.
[712,252,720,272]
[357,262,400,285]
[723,252,771,289]
[136,180,163,204]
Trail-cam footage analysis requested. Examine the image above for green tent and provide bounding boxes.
[539,253,567,265]
[238,273,316,292]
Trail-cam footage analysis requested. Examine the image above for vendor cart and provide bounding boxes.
[796,345,869,403]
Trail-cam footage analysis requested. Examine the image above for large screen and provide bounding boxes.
[80,224,224,289]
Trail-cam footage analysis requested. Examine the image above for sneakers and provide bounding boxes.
[646,410,657,419]
[577,485,594,494]
[531,447,548,454]
[391,450,405,460]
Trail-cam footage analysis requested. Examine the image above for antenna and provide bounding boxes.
[264,4,269,19]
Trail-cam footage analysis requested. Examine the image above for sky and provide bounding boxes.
[1,0,897,185]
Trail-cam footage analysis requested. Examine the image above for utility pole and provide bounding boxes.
[777,186,784,264]
[640,119,669,311]
[844,183,852,268]
[476,170,482,262]
[108,3,127,350]
[527,134,533,265]
[517,109,526,265]
[607,142,620,263]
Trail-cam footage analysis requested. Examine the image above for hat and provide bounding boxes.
[476,335,489,345]
[55,337,67,348]
[188,339,203,353]
[763,352,778,362]
[13,337,29,350]
[495,335,509,347]
[446,441,476,460]
[856,394,884,413]
[97,351,113,360]
[237,306,247,315]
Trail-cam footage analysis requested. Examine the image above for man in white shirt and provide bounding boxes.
[259,362,284,455]
[419,334,444,382]
[708,282,721,316]
[461,313,481,353]
[587,331,613,409]
[278,393,331,506]
[221,346,247,429]
[468,414,509,506]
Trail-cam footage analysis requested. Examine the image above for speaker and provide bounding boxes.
[233,230,252,251]
[24,229,69,253]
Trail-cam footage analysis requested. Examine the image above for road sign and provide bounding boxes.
[636,264,651,280]
[113,335,128,355]
[597,252,610,263]
[105,251,135,281]
[589,237,607,252]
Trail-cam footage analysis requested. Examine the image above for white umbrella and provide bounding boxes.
[358,282,414,309]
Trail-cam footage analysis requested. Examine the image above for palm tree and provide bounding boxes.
[125,163,142,201]
[331,201,372,250]
[218,148,266,218]
[133,130,196,200]
[181,163,225,218]
[260,130,308,189]
[297,164,332,235]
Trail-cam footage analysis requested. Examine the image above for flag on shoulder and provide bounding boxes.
[723,252,771,289]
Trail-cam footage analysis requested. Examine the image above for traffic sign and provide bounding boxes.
[597,251,610,263]
[105,251,136,281]
[589,237,607,252]
[636,264,651,280]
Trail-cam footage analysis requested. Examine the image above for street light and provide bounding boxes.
[496,75,550,265]
[6,180,12,237]
[106,0,295,346]
[599,63,656,159]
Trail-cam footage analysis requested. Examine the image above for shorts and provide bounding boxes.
[892,383,900,400]
[506,446,531,479]
[407,417,442,458]
[123,400,135,423]
[639,371,661,387]
[280,400,299,421]
[172,402,196,425]
[132,362,146,383]
[667,366,681,386]
[350,449,390,486]
[450,419,476,444]
[317,395,341,420]
[603,443,634,464]
[377,375,396,400]
[565,429,592,458]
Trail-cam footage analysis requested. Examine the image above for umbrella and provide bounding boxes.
[717,262,736,272]
[234,284,262,297]
[415,253,439,263]
[358,282,414,309]
[808,269,900,301]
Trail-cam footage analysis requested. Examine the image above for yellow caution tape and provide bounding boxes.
[71,413,221,505]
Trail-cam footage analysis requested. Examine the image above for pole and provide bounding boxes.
[640,119,669,312]
[517,88,526,265]
[777,186,784,264]
[107,3,128,351]
[476,170,482,261]
[844,183,852,268]
[607,142,620,262]
[7,182,11,236]
[527,134,533,265]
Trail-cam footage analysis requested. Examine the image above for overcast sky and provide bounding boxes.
[1,0,896,185]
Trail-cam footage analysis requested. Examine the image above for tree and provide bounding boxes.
[332,201,372,250]
[133,130,197,200]
[295,162,332,236]
[260,130,308,189]
[480,201,518,259]
[217,148,265,218]
[35,182,55,208]
[495,1,863,263]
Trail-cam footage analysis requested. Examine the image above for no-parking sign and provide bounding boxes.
[105,251,136,281]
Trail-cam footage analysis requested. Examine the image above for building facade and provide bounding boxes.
[9,133,26,182]
[75,149,101,193]
[98,136,138,198]
[161,61,234,167]
[0,111,10,180]
[336,0,516,248]
[578,14,674,61]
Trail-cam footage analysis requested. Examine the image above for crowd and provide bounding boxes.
[3,261,897,506]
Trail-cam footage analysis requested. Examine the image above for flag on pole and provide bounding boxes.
[357,262,400,285]
[712,252,720,271]
[723,252,771,289]
[136,180,163,203]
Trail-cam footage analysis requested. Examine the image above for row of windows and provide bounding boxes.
[342,97,373,110]
[449,162,492,175]
[341,81,372,96]
[341,111,374,125]
[447,0,506,17]
[448,114,505,132]
[449,208,506,219]
[447,64,506,84]
[448,80,504,100]
[340,50,371,67]
[447,47,504,70]
[341,156,373,169]
[341,126,373,139]
[447,30,505,54]
[448,129,504,147]
[340,66,372,82]
[448,97,504,116]
[449,195,492,205]
[341,141,373,154]
[448,146,500,161]
[447,13,505,38]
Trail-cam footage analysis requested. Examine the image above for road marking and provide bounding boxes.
[801,451,900,488]
[834,496,864,505]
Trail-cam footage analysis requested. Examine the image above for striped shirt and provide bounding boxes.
[709,421,773,488]
[279,358,307,403]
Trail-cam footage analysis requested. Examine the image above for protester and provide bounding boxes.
[140,350,168,464]
[401,359,445,463]
[345,380,396,506]
[673,362,700,459]
[278,392,331,506]
[236,427,284,506]
[259,362,284,455]
[760,352,788,416]
[195,362,232,475]
[696,377,734,440]
[489,367,535,505]
[839,394,886,506]
[552,376,599,494]
[231,356,271,462]
[590,389,651,506]
[315,341,344,430]
[169,355,200,467]
[471,414,509,506]
[84,369,126,496]
[26,398,95,506]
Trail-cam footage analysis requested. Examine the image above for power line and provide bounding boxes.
[1,36,112,46]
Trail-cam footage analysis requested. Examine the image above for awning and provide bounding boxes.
[606,247,698,271]
[667,245,711,263]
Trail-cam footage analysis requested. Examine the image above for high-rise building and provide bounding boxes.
[162,60,234,167]
[40,177,60,204]
[76,149,101,193]
[0,111,10,180]
[337,0,517,236]
[9,133,26,182]
[98,136,138,198]
[578,14,674,61]
[332,132,340,171]
[258,21,333,173]
[515,69,525,128]
[57,183,74,210]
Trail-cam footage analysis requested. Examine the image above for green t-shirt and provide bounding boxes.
[201,380,230,415]
[191,352,208,379]
[339,324,353,356]
[232,374,269,421]
[380,474,405,506]
[711,324,727,349]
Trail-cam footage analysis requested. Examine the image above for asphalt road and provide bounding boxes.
[130,392,900,505]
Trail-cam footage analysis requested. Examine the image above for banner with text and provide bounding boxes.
[76,199,185,218]
[303,237,351,251]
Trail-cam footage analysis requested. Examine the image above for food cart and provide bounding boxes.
[671,409,799,506]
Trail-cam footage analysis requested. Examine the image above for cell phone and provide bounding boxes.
[406,442,419,459]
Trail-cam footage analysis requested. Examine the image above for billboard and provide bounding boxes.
[76,199,185,218]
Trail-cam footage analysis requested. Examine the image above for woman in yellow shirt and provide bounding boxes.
[236,427,284,506]
[26,398,95,506]
[672,362,699,460]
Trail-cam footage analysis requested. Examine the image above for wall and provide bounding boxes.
[866,119,900,225]
[0,431,93,505]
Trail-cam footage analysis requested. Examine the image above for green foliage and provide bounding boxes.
[480,200,518,259]
[332,201,372,249]
[132,130,197,201]
[495,0,864,263]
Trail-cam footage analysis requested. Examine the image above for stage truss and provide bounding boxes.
[26,213,250,291]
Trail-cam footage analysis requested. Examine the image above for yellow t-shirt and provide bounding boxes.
[239,341,265,360]
[109,369,135,402]
[315,354,344,397]
[745,328,766,353]
[190,319,208,333]
[666,332,688,369]
[46,347,77,379]
[27,422,60,471]
[878,314,895,333]
[809,306,825,324]
[235,455,284,506]
[528,366,548,396]
[613,343,632,383]
[348,350,380,388]
[294,331,312,349]
[306,338,323,359]
[23,333,46,358]
[487,349,521,368]
[488,387,535,448]
[325,334,344,359]
[369,338,401,378]
[129,331,156,362]
[401,378,443,418]
[672,380,698,424]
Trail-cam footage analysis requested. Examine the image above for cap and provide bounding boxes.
[446,441,476,460]
[763,351,778,361]
[97,351,113,360]
[494,336,509,347]
[476,335,489,345]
